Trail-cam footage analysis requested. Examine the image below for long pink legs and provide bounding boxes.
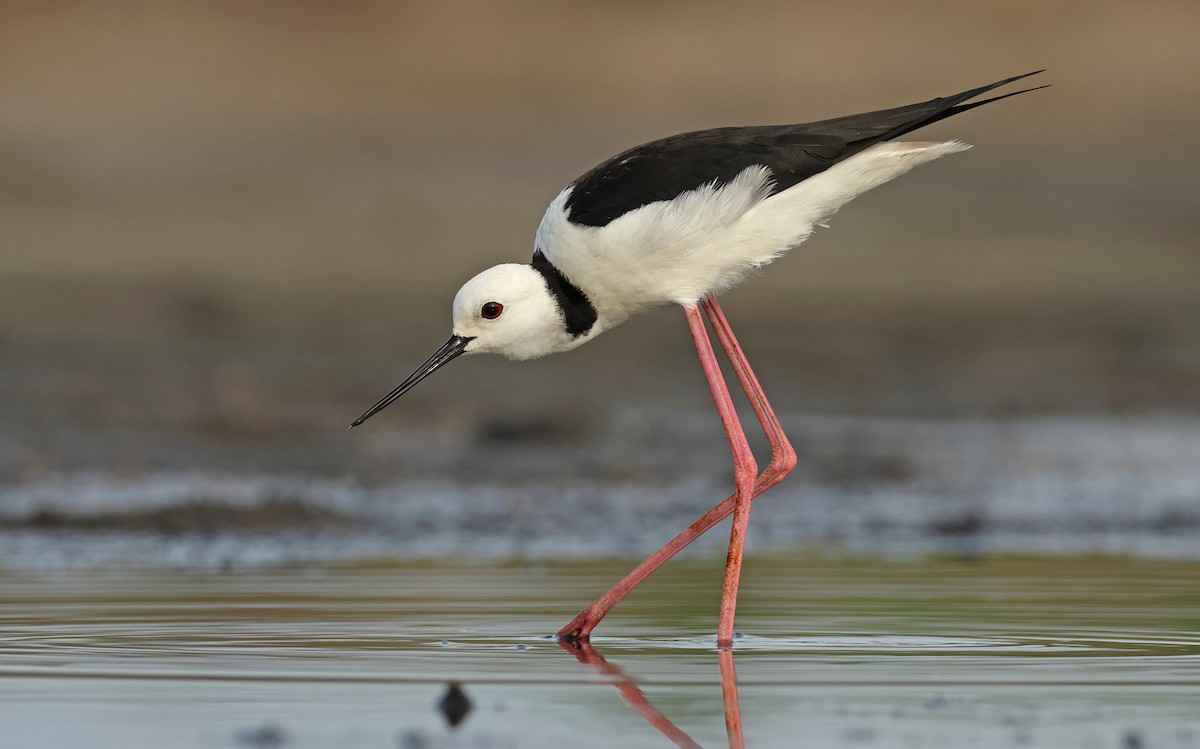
[556,297,798,646]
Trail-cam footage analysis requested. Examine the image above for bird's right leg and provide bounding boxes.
[556,300,796,643]
[704,297,796,647]
[683,303,759,649]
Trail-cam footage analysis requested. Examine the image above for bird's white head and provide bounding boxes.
[451,263,577,360]
[350,263,581,426]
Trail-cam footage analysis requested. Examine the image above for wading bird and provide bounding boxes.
[351,72,1046,648]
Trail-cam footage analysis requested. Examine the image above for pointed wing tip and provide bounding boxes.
[996,72,1050,96]
[1007,70,1046,83]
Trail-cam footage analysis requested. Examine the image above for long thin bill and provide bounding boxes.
[349,335,473,427]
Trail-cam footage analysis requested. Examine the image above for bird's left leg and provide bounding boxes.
[682,303,759,649]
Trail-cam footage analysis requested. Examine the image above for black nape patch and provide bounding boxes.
[531,250,597,337]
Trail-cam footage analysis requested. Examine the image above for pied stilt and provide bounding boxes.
[351,71,1047,648]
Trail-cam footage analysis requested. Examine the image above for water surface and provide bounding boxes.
[2,554,1197,748]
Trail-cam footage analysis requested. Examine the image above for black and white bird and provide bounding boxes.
[351,71,1046,647]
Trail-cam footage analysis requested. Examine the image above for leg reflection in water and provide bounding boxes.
[718,648,744,749]
[556,639,745,749]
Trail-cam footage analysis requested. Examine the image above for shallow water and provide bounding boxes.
[2,555,1197,748]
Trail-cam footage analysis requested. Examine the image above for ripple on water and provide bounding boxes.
[1,557,1198,749]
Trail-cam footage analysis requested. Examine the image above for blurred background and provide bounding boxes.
[1,0,1198,566]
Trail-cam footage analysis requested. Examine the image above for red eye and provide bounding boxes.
[480,302,504,320]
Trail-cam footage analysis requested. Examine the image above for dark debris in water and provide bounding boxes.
[437,682,472,729]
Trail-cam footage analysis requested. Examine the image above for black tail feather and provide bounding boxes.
[905,73,1050,135]
[872,70,1048,142]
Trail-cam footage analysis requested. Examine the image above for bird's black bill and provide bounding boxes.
[349,335,473,427]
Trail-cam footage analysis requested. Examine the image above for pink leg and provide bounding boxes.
[556,299,797,643]
[682,304,758,649]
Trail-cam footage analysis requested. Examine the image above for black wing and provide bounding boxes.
[562,71,1046,228]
